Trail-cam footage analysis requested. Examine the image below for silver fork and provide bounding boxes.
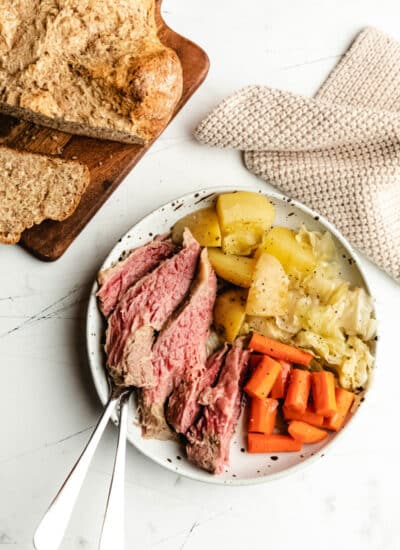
[33,386,131,550]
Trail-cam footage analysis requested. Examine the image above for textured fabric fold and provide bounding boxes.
[195,27,400,281]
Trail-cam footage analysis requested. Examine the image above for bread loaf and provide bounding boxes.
[0,146,90,243]
[0,1,183,145]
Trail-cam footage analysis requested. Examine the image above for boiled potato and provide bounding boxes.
[207,248,255,288]
[222,230,262,257]
[172,206,221,247]
[246,253,289,316]
[216,191,275,255]
[258,226,316,275]
[214,288,247,342]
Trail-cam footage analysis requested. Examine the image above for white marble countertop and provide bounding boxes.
[1,1,400,548]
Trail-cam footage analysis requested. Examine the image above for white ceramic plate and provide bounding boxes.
[86,186,376,485]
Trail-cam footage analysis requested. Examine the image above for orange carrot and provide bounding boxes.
[244,356,281,399]
[249,333,313,366]
[248,397,278,434]
[284,369,311,414]
[312,371,337,417]
[324,387,355,431]
[288,420,328,443]
[283,405,324,428]
[270,360,292,399]
[248,433,302,453]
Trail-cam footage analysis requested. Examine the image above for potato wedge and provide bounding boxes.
[207,248,255,288]
[214,288,247,342]
[216,191,275,255]
[246,253,289,316]
[258,226,316,275]
[172,206,221,247]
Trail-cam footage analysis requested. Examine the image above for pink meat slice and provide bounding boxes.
[139,249,217,440]
[97,238,176,317]
[186,338,250,474]
[166,343,226,435]
[105,230,200,388]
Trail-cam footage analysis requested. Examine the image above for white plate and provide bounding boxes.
[86,186,376,485]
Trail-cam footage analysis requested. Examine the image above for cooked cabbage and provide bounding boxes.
[300,262,344,303]
[295,330,347,365]
[339,336,374,390]
[275,291,313,334]
[296,225,337,262]
[246,225,376,391]
[245,316,293,342]
[340,287,377,341]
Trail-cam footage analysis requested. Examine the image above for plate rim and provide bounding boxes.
[86,185,377,486]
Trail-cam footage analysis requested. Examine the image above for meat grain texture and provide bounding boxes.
[105,230,200,388]
[97,238,176,317]
[186,338,250,474]
[166,341,226,435]
[139,248,217,440]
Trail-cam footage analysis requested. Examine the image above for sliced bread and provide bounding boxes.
[0,146,90,243]
[0,0,183,145]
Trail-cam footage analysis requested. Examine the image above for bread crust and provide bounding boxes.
[0,1,183,144]
[0,145,90,244]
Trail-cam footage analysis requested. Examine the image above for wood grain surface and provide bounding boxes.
[0,1,209,261]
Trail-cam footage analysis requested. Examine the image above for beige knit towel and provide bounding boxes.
[195,28,400,281]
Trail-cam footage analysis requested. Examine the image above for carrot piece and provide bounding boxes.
[247,433,302,453]
[248,397,278,434]
[283,405,324,428]
[312,371,337,417]
[288,420,328,443]
[270,360,292,399]
[244,356,281,399]
[324,387,355,431]
[283,368,311,414]
[249,333,313,366]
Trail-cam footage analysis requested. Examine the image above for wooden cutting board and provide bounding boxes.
[0,1,209,261]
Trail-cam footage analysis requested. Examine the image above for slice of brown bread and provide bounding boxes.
[0,0,183,145]
[0,146,90,244]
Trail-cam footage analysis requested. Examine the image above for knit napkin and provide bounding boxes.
[195,28,400,281]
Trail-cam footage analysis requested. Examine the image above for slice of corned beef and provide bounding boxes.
[166,343,226,435]
[97,238,176,317]
[139,249,217,440]
[186,338,250,474]
[105,229,200,388]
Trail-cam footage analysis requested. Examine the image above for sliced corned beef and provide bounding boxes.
[186,338,250,474]
[97,238,176,317]
[139,249,217,439]
[166,343,226,435]
[105,229,200,388]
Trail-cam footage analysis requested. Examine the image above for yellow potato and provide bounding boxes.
[221,228,263,256]
[258,226,316,275]
[214,288,248,342]
[246,253,289,316]
[216,191,275,255]
[207,248,255,288]
[172,206,221,247]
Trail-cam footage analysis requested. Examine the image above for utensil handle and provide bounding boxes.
[99,393,129,550]
[33,396,119,550]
